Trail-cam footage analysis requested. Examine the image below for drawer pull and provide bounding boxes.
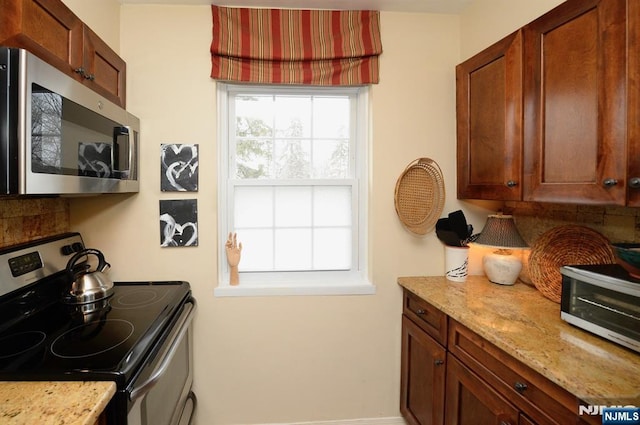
[434,359,444,366]
[416,309,426,315]
[514,381,528,393]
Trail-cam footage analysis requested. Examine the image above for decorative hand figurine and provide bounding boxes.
[225,232,242,285]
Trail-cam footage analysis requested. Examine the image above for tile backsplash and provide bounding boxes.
[0,198,636,251]
[0,198,70,248]
[504,202,640,245]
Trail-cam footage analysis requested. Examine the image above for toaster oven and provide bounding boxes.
[560,264,640,353]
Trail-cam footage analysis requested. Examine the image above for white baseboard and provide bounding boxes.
[257,417,406,425]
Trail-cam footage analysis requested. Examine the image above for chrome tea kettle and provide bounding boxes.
[64,248,114,304]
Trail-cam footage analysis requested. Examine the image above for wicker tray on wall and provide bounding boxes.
[394,157,445,236]
[528,225,616,303]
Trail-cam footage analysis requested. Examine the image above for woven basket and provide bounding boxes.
[529,225,616,303]
[394,158,445,235]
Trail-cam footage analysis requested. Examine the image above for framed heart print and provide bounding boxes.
[159,199,198,247]
[160,143,199,191]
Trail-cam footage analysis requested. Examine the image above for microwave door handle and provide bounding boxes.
[128,299,197,402]
[112,126,129,177]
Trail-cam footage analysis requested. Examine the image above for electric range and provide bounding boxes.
[0,232,196,425]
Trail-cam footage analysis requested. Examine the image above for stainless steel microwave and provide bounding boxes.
[560,264,640,353]
[0,47,139,195]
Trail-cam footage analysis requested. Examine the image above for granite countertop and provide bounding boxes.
[0,381,116,425]
[398,275,640,406]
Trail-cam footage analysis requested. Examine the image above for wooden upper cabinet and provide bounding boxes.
[0,0,126,107]
[0,0,83,71]
[628,0,640,207]
[456,30,523,201]
[522,0,627,204]
[82,26,127,107]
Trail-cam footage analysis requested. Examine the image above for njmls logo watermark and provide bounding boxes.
[579,405,640,425]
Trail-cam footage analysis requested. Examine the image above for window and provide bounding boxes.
[216,84,373,296]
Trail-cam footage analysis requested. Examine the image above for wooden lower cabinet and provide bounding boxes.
[445,353,521,425]
[400,290,598,425]
[401,315,446,425]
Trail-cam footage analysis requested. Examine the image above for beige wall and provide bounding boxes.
[459,0,565,60]
[60,0,120,52]
[62,1,566,424]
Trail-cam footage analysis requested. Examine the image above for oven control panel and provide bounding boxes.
[0,232,83,298]
[8,251,43,277]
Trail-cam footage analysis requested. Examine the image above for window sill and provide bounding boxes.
[213,278,376,297]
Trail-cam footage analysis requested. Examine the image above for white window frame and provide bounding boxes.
[215,83,374,297]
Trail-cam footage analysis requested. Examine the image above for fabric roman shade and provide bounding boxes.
[210,5,382,85]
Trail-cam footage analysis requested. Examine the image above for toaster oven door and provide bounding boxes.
[561,274,640,353]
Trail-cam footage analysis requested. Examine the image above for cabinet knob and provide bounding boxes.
[506,180,518,188]
[416,309,426,315]
[84,73,96,81]
[629,177,640,189]
[514,381,528,393]
[74,67,85,76]
[434,359,444,366]
[602,178,618,187]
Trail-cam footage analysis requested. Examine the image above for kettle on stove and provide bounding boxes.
[64,248,114,304]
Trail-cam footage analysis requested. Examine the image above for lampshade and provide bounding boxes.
[474,214,528,285]
[474,214,528,249]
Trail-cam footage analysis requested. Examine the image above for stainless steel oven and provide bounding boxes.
[0,233,196,425]
[127,296,196,425]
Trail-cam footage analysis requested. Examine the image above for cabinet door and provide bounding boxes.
[401,315,446,425]
[445,354,519,425]
[83,26,127,107]
[456,30,523,201]
[628,0,640,206]
[0,0,83,72]
[523,0,627,205]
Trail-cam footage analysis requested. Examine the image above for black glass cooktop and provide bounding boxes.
[0,281,191,386]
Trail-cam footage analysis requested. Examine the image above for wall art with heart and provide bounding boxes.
[160,143,199,191]
[159,199,198,247]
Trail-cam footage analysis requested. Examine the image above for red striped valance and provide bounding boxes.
[210,6,382,86]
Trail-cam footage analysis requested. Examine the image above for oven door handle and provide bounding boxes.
[129,298,196,402]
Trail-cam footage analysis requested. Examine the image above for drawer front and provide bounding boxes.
[403,290,447,346]
[448,319,581,425]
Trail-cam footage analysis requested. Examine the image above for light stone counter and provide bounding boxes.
[398,275,640,406]
[0,381,116,425]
